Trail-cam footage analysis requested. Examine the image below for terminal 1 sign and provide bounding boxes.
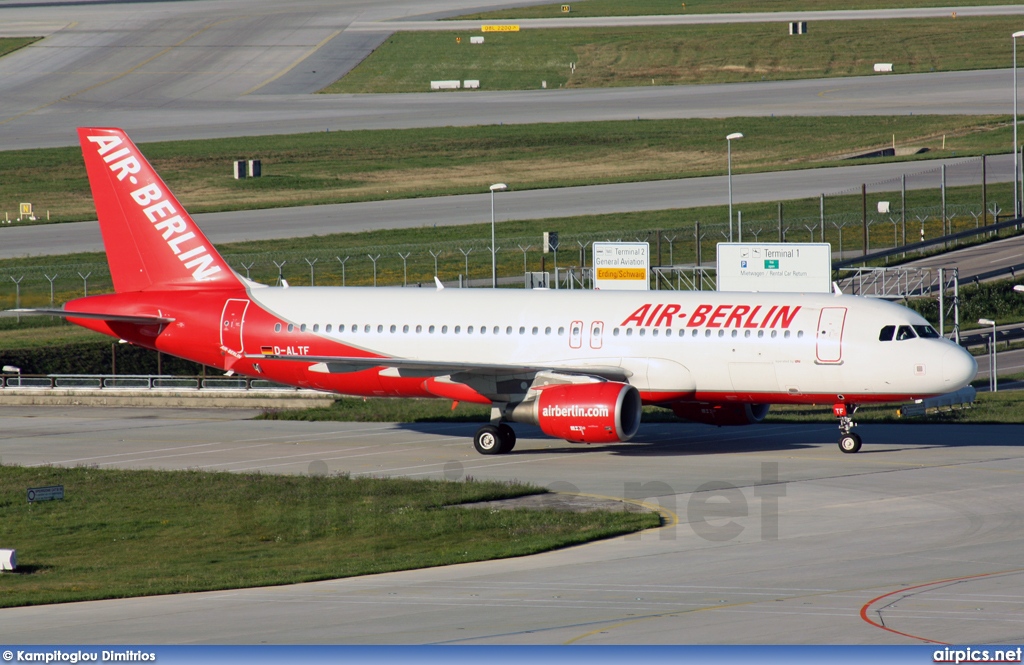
[593,242,649,291]
[717,243,831,293]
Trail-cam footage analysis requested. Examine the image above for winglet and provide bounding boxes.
[434,276,445,290]
[78,127,242,293]
[832,281,843,296]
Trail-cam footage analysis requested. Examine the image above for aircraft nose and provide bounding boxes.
[942,345,977,388]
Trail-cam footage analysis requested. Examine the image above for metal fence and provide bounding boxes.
[0,374,298,391]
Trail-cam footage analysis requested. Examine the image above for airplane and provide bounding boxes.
[8,127,978,455]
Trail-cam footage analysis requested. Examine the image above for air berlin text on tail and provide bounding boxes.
[85,133,222,282]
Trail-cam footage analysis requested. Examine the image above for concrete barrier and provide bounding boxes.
[430,80,460,90]
[874,63,893,72]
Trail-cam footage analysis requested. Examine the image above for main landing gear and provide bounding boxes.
[833,403,862,454]
[473,423,517,455]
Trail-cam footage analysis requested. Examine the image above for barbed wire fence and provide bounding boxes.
[0,156,1015,309]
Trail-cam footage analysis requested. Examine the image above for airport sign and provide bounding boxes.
[27,485,65,503]
[593,242,649,290]
[716,243,831,293]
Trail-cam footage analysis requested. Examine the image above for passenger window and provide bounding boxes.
[480,326,486,334]
[313,324,320,332]
[414,325,421,333]
[494,326,500,334]
[758,330,764,338]
[326,324,332,333]
[287,324,294,333]
[784,330,790,338]
[897,325,917,341]
[744,330,750,338]
[519,327,525,334]
[704,329,711,338]
[441,325,448,334]
[691,329,698,337]
[639,329,646,337]
[878,325,895,341]
[613,328,620,336]
[300,324,307,332]
[797,330,803,338]
[339,325,345,333]
[468,326,474,334]
[558,327,564,335]
[532,327,538,335]
[653,329,659,337]
[545,327,552,335]
[390,325,396,333]
[428,325,434,333]
[364,325,370,333]
[455,326,462,334]
[377,325,383,333]
[626,329,633,337]
[665,329,672,337]
[731,330,737,338]
[913,325,940,339]
[506,326,512,335]
[274,323,281,333]
[718,330,725,338]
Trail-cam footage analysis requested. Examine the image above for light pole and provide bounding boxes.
[979,318,997,392]
[1014,32,1024,218]
[726,133,743,242]
[489,183,507,288]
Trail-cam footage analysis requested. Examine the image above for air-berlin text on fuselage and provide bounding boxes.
[86,134,222,282]
[620,303,801,329]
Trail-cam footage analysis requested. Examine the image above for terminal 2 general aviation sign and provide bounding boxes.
[717,243,831,293]
[593,242,649,291]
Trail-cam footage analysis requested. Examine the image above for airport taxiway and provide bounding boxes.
[0,406,1022,644]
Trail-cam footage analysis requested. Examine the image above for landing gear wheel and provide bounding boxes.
[838,432,862,454]
[474,425,503,455]
[497,423,517,453]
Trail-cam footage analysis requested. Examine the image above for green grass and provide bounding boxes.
[326,17,1020,92]
[260,397,491,423]
[0,178,1019,310]
[0,37,40,59]
[0,466,658,608]
[460,0,1012,19]
[0,115,1010,226]
[765,390,1024,424]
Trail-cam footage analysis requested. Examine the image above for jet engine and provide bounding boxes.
[670,402,770,426]
[508,382,642,443]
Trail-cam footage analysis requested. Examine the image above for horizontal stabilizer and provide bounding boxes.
[1,309,174,324]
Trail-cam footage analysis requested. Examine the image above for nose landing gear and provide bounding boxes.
[833,403,862,454]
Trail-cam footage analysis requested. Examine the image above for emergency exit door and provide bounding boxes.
[220,299,249,356]
[816,307,847,364]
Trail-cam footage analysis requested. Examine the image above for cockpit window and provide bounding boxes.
[896,325,917,341]
[878,325,895,341]
[913,325,940,339]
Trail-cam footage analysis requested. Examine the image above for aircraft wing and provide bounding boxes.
[0,309,175,324]
[251,353,631,382]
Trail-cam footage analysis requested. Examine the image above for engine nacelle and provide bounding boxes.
[671,402,770,426]
[509,382,642,443]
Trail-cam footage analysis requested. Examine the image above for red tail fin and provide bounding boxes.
[78,127,242,293]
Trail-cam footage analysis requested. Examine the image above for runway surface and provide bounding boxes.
[0,154,1010,259]
[0,407,1022,644]
[1,0,1023,149]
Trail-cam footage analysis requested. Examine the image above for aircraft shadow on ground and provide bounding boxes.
[395,421,1024,456]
